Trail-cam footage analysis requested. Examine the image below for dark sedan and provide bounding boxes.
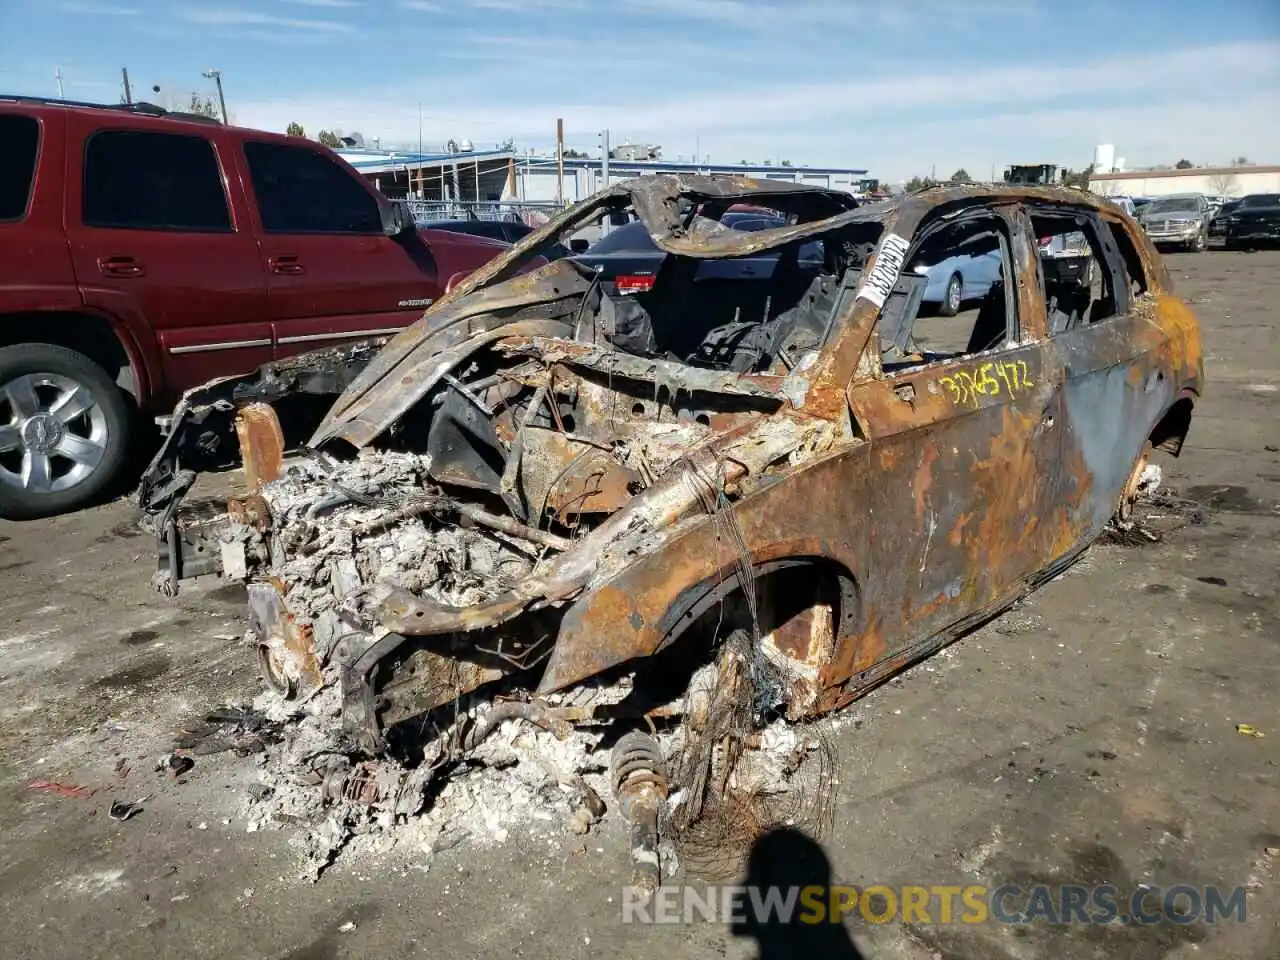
[1208,199,1242,248]
[570,211,824,296]
[1220,194,1280,249]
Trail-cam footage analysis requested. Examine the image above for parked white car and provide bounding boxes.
[1108,196,1137,217]
[913,249,1003,316]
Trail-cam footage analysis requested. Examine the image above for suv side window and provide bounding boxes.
[243,142,381,234]
[0,114,40,222]
[83,130,231,231]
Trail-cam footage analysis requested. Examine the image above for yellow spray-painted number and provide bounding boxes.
[939,359,1035,408]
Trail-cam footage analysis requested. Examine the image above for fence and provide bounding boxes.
[405,199,569,228]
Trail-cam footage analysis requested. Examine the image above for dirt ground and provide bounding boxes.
[1,250,1277,960]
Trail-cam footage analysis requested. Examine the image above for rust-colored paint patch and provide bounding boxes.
[820,614,887,694]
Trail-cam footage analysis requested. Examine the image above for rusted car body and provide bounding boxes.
[140,174,1202,770]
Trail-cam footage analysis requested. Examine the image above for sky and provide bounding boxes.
[2,0,1278,182]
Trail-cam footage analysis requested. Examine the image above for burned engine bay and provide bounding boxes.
[134,176,929,882]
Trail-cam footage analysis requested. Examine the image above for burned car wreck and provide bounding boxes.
[138,175,1203,880]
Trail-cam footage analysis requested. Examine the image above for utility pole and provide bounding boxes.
[202,69,228,123]
[555,118,565,206]
[600,127,610,185]
[417,103,424,199]
[55,67,64,98]
[121,66,132,104]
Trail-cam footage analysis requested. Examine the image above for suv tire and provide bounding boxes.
[0,343,131,520]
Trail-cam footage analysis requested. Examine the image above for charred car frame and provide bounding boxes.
[137,175,1202,868]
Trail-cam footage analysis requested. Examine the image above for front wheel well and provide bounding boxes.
[0,311,139,404]
[657,557,861,655]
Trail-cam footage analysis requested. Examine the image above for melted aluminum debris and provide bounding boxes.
[224,450,823,881]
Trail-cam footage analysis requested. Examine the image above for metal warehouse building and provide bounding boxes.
[511,157,874,203]
[1090,164,1280,199]
[337,147,517,202]
[337,148,874,204]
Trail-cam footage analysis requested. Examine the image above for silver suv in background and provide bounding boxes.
[1138,194,1212,251]
[1038,229,1095,289]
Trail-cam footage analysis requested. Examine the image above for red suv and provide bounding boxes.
[0,96,512,519]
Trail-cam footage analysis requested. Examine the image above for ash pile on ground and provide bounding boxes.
[1100,465,1209,546]
[238,684,621,881]
[209,451,834,883]
[231,682,833,884]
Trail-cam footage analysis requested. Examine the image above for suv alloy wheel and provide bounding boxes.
[0,343,131,519]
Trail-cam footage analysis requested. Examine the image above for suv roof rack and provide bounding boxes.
[0,94,222,125]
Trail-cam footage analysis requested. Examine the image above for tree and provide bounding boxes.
[1209,172,1239,197]
[780,159,793,167]
[904,175,938,192]
[187,92,219,119]
[562,148,588,158]
[317,129,343,148]
[1059,166,1092,190]
[949,168,971,183]
[286,121,305,137]
[1174,159,1194,169]
[1231,155,1249,167]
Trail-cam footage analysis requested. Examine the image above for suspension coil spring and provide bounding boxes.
[611,731,668,810]
[611,731,668,894]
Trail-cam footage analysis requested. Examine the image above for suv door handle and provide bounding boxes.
[268,255,305,275]
[98,256,145,278]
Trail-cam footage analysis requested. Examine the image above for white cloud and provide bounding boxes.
[282,0,360,7]
[401,1,443,10]
[178,9,355,32]
[58,2,139,14]
[451,0,586,9]
[621,0,1035,29]
[758,100,1280,181]
[229,41,1280,179]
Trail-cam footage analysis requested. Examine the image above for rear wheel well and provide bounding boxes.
[1150,394,1194,455]
[0,312,139,404]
